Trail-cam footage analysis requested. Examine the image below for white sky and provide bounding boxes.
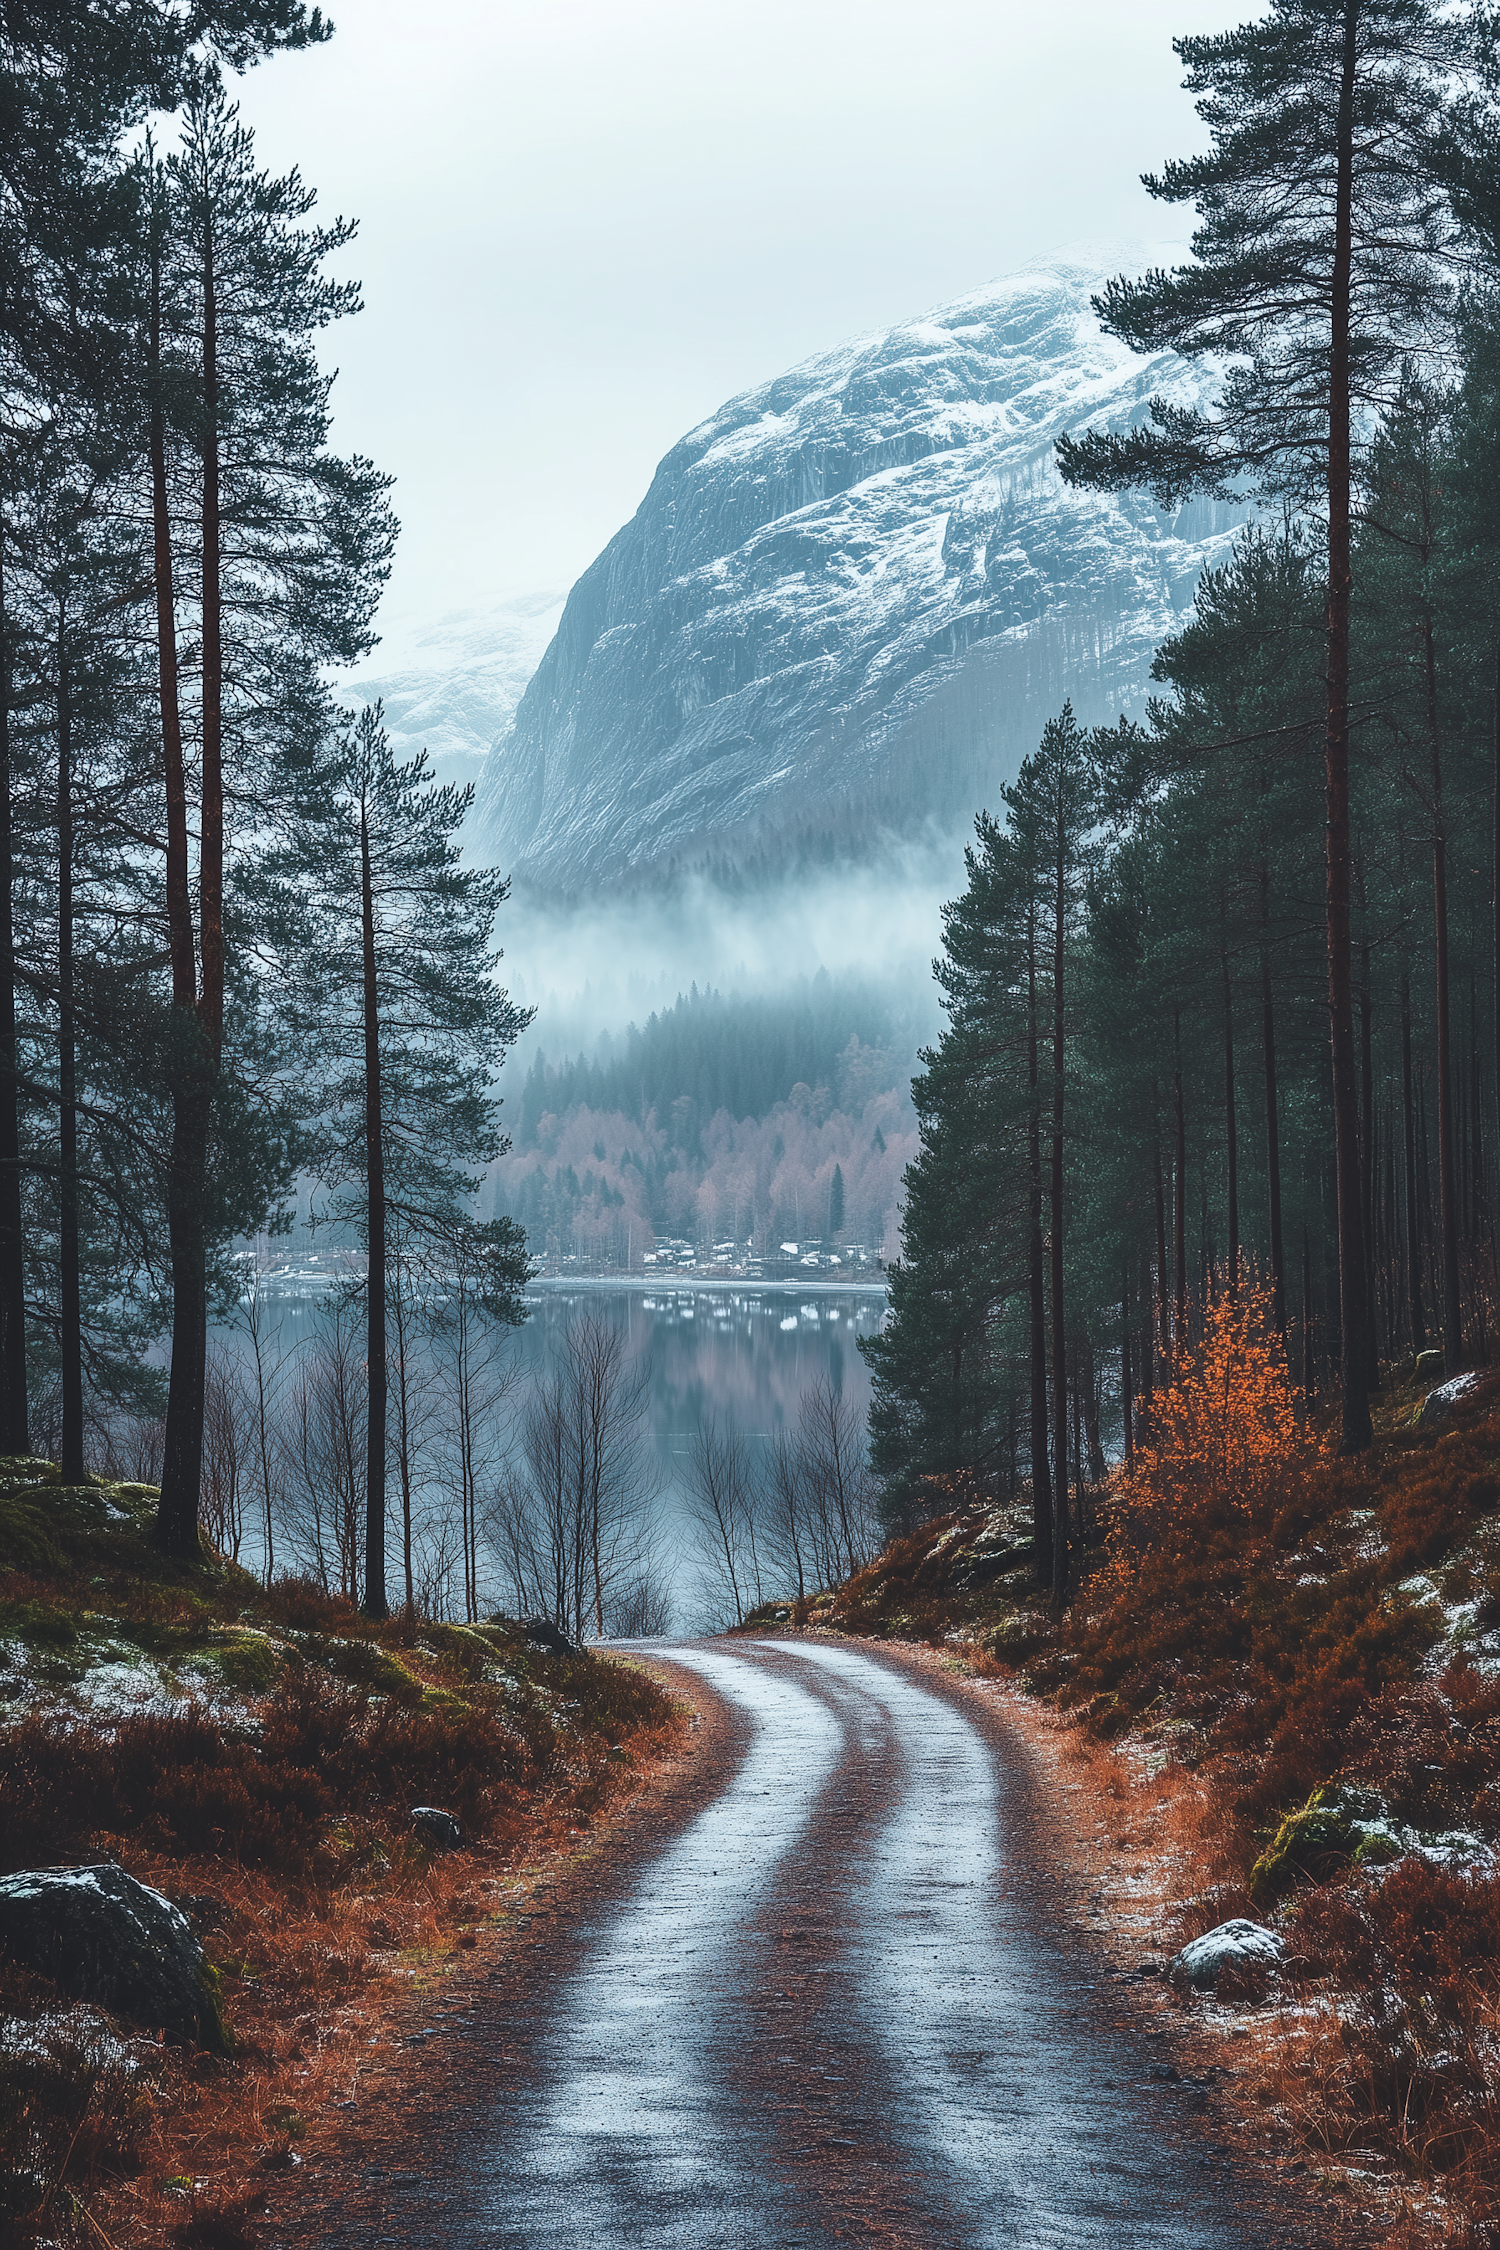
[229,0,1240,632]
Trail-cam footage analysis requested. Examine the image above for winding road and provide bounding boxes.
[279,1640,1325,2250]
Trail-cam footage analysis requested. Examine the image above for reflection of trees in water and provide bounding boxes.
[103,1286,883,1631]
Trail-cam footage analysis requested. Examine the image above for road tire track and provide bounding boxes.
[267,1638,1340,2250]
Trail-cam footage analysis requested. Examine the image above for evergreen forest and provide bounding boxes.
[0,5,528,1608]
[864,0,1500,1601]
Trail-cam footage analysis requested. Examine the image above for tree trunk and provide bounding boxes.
[1302,1224,1316,1401]
[360,791,388,1617]
[1401,969,1425,1354]
[154,202,212,1556]
[1081,1332,1104,1483]
[391,1255,415,1614]
[1026,899,1052,1575]
[55,620,82,1483]
[1050,817,1068,1609]
[1359,930,1380,1387]
[1260,929,1286,1338]
[1325,0,1371,1449]
[0,530,27,1452]
[1493,638,1500,1186]
[1121,1264,1134,1461]
[1420,612,1462,1371]
[1153,1096,1170,1369]
[1222,938,1238,1297]
[1173,1014,1187,1349]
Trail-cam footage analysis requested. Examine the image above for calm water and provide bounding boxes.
[512,1277,886,1477]
[215,1278,886,1628]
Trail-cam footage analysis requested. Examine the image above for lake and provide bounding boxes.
[214,1277,887,1631]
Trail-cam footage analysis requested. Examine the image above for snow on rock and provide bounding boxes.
[477,245,1247,887]
[0,1864,228,2050]
[1169,1919,1285,1991]
[1416,1371,1484,1427]
[343,589,566,793]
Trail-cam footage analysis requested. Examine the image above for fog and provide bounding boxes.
[495,825,968,1081]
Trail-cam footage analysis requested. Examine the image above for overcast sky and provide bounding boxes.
[229,0,1239,635]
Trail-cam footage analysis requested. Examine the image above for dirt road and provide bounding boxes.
[277,1640,1327,2250]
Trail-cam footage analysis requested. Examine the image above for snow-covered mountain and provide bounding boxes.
[341,588,565,793]
[475,247,1245,889]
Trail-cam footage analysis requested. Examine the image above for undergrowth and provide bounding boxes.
[778,1294,1500,2247]
[0,1461,682,2247]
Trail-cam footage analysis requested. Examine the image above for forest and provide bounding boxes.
[865,0,1500,1601]
[0,6,530,1616]
[495,978,918,1264]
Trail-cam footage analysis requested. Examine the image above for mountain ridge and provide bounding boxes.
[476,245,1246,887]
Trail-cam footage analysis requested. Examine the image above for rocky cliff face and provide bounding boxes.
[477,249,1244,887]
[345,588,565,792]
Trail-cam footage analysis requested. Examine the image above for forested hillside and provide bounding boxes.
[493,980,918,1264]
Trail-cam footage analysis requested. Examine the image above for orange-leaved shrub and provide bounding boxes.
[1106,1279,1307,1576]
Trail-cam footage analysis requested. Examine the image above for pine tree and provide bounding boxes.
[1056,0,1493,1451]
[291,705,530,1617]
[144,78,394,1555]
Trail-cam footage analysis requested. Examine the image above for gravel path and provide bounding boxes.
[274,1639,1330,2250]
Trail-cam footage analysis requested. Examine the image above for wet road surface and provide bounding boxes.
[282,1640,1326,2250]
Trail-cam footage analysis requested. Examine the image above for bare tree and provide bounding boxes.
[388,1223,446,1614]
[685,1413,763,1629]
[234,1279,286,1586]
[276,1306,367,1597]
[430,1253,519,1622]
[757,1426,809,1602]
[605,1567,674,1639]
[200,1347,253,1561]
[487,1314,657,1643]
[796,1376,878,1587]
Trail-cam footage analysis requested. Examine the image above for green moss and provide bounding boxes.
[1352,1827,1404,1867]
[0,1598,80,1651]
[203,1632,284,1692]
[197,1957,233,2055]
[0,1492,63,1573]
[302,1634,423,1703]
[1250,1784,1373,1904]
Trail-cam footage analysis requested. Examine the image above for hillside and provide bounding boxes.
[753,1332,1500,2245]
[476,246,1246,887]
[0,1465,681,2246]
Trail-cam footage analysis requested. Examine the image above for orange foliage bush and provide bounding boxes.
[1107,1282,1308,1573]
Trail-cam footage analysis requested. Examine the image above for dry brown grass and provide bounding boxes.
[0,1468,688,2247]
[797,1353,1500,2248]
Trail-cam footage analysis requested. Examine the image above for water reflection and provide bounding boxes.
[510,1280,886,1492]
[215,1279,885,1630]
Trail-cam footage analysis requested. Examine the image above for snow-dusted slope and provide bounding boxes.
[342,589,565,792]
[476,248,1244,888]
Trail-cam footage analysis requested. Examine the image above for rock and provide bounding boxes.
[1414,1349,1445,1382]
[1169,1919,1285,1991]
[519,1616,576,1657]
[409,1807,463,1851]
[1416,1371,1483,1428]
[0,1865,228,2050]
[1249,1784,1379,1904]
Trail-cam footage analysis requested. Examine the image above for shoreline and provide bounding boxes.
[523,1273,888,1295]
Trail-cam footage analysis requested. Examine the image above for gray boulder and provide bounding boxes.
[520,1616,576,1658]
[409,1806,463,1850]
[1169,1918,1284,1992]
[1417,1371,1483,1428]
[0,1865,227,2050]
